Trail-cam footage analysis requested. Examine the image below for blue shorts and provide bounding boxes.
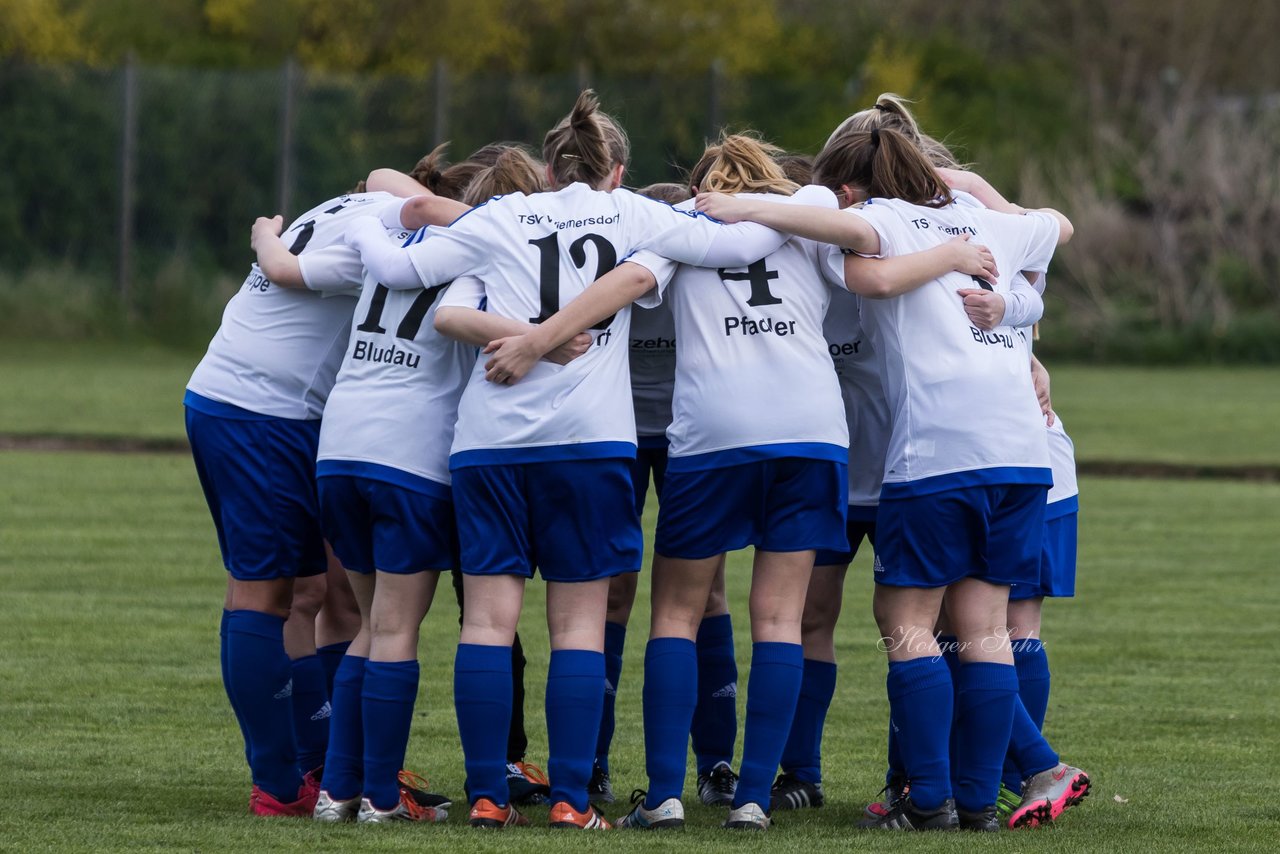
[318,474,458,575]
[185,401,326,581]
[813,505,878,567]
[874,483,1047,589]
[655,458,849,560]
[1011,497,1078,600]
[632,436,670,515]
[452,458,643,582]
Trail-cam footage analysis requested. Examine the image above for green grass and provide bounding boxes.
[1050,366,1280,466]
[1,451,1278,851]
[2,341,1278,465]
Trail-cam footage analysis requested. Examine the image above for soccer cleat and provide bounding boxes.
[507,760,551,805]
[249,783,319,818]
[697,761,739,807]
[723,802,771,830]
[615,790,684,829]
[957,804,1000,832]
[468,797,530,828]
[857,796,959,831]
[357,791,447,823]
[587,762,615,805]
[770,773,825,811]
[398,769,453,811]
[1009,763,1090,829]
[313,789,361,822]
[996,782,1022,824]
[863,774,909,820]
[548,801,612,829]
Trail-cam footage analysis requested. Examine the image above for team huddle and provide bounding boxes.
[184,89,1088,832]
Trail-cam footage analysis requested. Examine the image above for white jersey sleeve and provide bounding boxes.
[186,192,400,420]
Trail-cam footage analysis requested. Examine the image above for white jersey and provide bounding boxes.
[186,192,400,420]
[629,299,677,439]
[823,287,891,508]
[413,182,810,466]
[852,197,1061,497]
[628,193,848,470]
[1046,416,1079,512]
[316,224,476,490]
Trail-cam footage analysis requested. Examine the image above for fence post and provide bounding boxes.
[277,56,298,218]
[707,59,724,138]
[433,59,449,146]
[117,52,138,307]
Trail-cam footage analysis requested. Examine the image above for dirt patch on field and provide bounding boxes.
[2,432,1277,482]
[0,433,189,454]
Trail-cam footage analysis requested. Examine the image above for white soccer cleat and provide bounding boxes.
[313,789,361,822]
[723,801,771,830]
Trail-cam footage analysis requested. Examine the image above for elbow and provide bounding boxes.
[1058,218,1074,245]
[1053,211,1074,245]
[433,307,459,336]
[619,262,659,300]
[848,274,896,300]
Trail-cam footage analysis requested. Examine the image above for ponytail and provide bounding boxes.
[542,89,630,190]
[814,127,952,208]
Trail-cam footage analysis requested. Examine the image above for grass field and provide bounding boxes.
[2,341,1280,465]
[2,343,1279,851]
[2,453,1278,852]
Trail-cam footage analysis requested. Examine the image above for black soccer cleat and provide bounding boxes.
[857,796,959,831]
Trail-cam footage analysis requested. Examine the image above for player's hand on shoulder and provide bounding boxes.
[955,287,1006,330]
[695,191,750,223]
[250,215,284,251]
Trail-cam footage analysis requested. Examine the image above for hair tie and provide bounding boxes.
[873,103,889,112]
[870,128,881,147]
[560,152,583,161]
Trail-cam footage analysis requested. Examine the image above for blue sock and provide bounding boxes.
[224,610,300,802]
[546,649,605,812]
[642,638,697,807]
[322,654,365,800]
[691,614,737,774]
[936,635,961,794]
[779,659,836,783]
[363,660,420,810]
[220,610,251,765]
[455,644,512,806]
[318,640,352,695]
[1007,694,1058,785]
[595,621,627,773]
[953,662,1018,812]
[886,657,953,810]
[886,715,903,786]
[733,642,804,809]
[290,655,330,776]
[1013,638,1051,729]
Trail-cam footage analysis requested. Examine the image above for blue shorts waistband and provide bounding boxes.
[317,459,452,501]
[666,441,848,473]
[450,440,637,469]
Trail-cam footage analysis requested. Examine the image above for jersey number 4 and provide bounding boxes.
[356,283,450,340]
[527,232,618,329]
[718,259,783,306]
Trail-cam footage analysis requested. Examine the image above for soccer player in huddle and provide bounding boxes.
[590,180,744,810]
[347,90,803,829]
[187,185,417,816]
[697,120,1073,830]
[252,145,579,824]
